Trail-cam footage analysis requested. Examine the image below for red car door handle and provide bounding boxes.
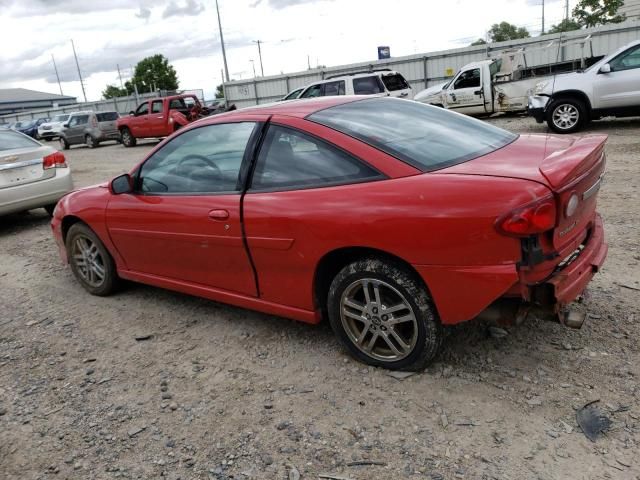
[208,209,229,220]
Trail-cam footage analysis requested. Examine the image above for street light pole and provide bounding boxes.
[70,39,87,102]
[51,54,64,96]
[215,0,230,82]
[253,40,264,76]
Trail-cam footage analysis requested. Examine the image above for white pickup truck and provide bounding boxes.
[528,39,640,133]
[413,40,603,117]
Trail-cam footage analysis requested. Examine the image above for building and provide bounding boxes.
[620,0,640,21]
[0,88,77,116]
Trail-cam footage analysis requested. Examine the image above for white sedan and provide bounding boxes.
[0,129,73,216]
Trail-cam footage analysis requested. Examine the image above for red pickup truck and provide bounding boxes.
[116,94,209,147]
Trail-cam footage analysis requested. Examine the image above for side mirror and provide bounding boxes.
[129,111,135,116]
[110,173,133,195]
[62,123,69,128]
[599,63,611,74]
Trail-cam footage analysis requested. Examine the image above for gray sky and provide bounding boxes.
[0,0,574,101]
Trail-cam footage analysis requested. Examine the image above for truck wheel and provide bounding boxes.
[546,97,587,134]
[120,128,137,147]
[327,258,442,371]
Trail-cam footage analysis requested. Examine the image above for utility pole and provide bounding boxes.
[117,64,124,89]
[51,54,63,96]
[250,60,256,78]
[307,54,311,70]
[253,40,264,76]
[541,0,545,34]
[565,0,569,20]
[215,0,230,82]
[70,39,87,102]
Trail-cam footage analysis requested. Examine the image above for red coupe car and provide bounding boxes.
[51,97,607,370]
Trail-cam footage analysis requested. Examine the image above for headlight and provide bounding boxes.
[533,81,549,95]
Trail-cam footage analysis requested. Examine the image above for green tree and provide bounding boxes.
[102,84,128,99]
[124,54,179,94]
[573,0,626,27]
[470,38,487,46]
[488,22,530,42]
[548,18,583,33]
[215,83,224,99]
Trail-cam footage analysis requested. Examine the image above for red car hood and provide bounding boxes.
[436,133,607,191]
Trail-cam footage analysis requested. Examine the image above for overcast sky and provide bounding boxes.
[0,0,575,101]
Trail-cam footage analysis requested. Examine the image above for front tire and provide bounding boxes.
[327,258,442,371]
[120,128,137,147]
[66,223,119,296]
[59,137,70,150]
[546,97,587,134]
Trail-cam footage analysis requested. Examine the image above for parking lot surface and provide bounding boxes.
[1,116,639,479]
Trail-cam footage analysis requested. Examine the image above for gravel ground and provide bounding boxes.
[1,115,639,480]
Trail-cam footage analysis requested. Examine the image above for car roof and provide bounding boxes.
[217,95,367,119]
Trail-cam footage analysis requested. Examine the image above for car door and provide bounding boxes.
[148,100,166,136]
[67,115,88,143]
[593,44,640,109]
[130,101,150,136]
[105,118,266,295]
[242,117,387,311]
[445,67,486,115]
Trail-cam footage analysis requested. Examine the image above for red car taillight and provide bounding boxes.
[43,152,67,169]
[495,196,556,237]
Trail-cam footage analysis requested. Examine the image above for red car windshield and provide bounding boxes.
[308,98,517,172]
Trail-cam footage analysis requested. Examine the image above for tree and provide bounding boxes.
[548,18,583,34]
[124,54,179,94]
[488,22,530,42]
[102,85,128,99]
[470,38,487,46]
[215,83,224,99]
[573,0,626,27]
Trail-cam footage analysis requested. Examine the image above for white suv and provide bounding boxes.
[37,113,71,141]
[297,70,412,100]
[528,39,640,133]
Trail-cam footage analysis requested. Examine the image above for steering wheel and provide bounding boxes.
[176,154,222,176]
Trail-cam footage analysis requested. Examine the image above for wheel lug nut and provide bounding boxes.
[382,315,388,321]
[372,307,378,314]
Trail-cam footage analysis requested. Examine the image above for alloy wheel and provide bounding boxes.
[552,104,579,130]
[71,235,106,288]
[339,278,418,362]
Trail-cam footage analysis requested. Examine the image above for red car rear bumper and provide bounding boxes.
[544,213,607,308]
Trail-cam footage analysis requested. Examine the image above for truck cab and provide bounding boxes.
[116,94,204,147]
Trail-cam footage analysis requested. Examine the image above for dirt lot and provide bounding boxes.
[1,115,639,480]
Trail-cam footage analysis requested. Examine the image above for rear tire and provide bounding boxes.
[59,137,70,150]
[66,223,119,296]
[546,97,587,134]
[85,134,98,148]
[120,128,137,147]
[327,258,442,371]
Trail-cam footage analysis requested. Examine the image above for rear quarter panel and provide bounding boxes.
[243,172,552,322]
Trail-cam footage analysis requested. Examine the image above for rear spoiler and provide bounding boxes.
[539,134,607,188]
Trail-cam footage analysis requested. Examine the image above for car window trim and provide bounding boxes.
[132,121,261,197]
[246,122,387,194]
